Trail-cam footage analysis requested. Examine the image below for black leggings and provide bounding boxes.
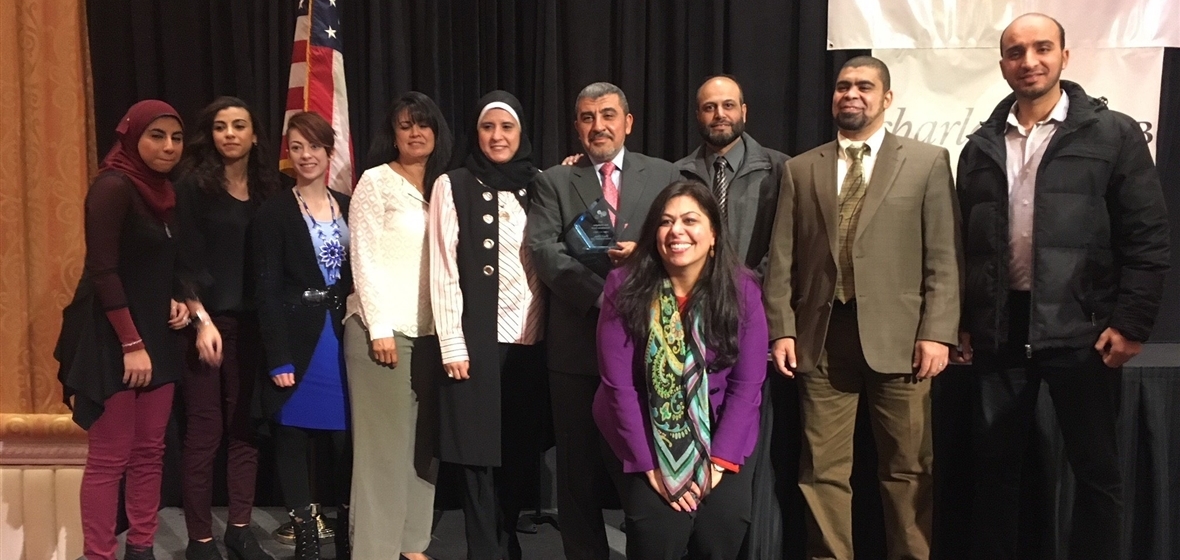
[273,424,353,509]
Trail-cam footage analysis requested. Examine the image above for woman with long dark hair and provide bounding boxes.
[594,180,767,559]
[253,111,352,560]
[428,90,547,560]
[173,96,280,560]
[343,92,452,560]
[56,100,191,560]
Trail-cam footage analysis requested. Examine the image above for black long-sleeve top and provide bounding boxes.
[175,176,261,314]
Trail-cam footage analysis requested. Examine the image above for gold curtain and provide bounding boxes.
[0,0,96,416]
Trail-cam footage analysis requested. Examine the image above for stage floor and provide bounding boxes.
[135,507,627,559]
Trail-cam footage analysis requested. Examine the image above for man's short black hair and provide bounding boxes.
[839,55,891,92]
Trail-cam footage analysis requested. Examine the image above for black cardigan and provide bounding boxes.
[252,187,352,417]
[56,172,183,429]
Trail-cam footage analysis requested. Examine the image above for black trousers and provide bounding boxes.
[970,291,1123,560]
[458,343,546,560]
[273,424,352,510]
[549,370,617,560]
[613,451,753,560]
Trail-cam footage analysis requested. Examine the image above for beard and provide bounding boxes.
[584,131,621,161]
[1012,72,1061,100]
[700,117,746,148]
[1003,59,1065,101]
[835,110,870,133]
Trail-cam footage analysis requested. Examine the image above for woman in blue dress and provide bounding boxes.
[253,111,352,560]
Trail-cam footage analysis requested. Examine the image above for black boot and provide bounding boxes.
[185,538,224,560]
[289,505,321,560]
[224,524,274,560]
[334,504,351,560]
[123,544,155,560]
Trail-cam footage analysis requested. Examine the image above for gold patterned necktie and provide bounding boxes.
[835,144,868,302]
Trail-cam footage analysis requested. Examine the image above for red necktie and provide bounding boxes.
[601,161,618,225]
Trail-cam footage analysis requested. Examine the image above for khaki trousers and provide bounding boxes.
[344,316,440,557]
[797,301,933,560]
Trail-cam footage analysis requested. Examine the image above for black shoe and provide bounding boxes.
[185,539,224,560]
[123,545,155,560]
[289,505,321,560]
[224,525,274,560]
[333,504,351,560]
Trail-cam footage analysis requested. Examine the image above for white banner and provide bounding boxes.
[830,0,1180,49]
[874,48,1163,172]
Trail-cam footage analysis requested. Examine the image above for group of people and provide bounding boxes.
[57,12,1168,560]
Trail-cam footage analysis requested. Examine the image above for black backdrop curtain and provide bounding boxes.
[87,0,857,173]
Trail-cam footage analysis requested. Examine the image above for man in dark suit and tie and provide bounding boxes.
[764,56,961,560]
[527,81,680,560]
[675,75,788,273]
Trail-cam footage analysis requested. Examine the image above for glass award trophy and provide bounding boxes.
[564,197,617,276]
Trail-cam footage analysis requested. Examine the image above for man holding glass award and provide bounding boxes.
[528,81,680,560]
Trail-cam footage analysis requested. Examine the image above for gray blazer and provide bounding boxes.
[527,149,680,376]
[676,133,789,273]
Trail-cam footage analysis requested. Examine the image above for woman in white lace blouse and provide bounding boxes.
[343,92,452,560]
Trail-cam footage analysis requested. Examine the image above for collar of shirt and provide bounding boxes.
[592,148,627,188]
[837,124,886,160]
[1005,90,1070,136]
[706,136,745,173]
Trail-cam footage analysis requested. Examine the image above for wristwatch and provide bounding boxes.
[191,310,209,329]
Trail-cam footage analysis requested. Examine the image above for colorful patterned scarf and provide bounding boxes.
[645,278,712,501]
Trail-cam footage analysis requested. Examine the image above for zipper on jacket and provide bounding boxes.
[1091,313,1096,326]
[1025,344,1032,358]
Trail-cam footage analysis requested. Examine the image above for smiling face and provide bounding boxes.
[1000,15,1069,102]
[477,107,521,164]
[696,77,747,149]
[287,127,328,184]
[394,109,437,162]
[832,65,892,139]
[211,107,255,161]
[138,116,184,173]
[575,93,633,162]
[656,194,716,281]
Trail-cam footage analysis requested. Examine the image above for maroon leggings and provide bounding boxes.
[81,383,175,560]
[181,314,261,540]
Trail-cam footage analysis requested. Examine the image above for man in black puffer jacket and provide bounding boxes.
[954,13,1169,560]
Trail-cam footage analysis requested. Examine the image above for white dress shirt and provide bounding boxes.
[1005,92,1070,290]
[591,148,627,192]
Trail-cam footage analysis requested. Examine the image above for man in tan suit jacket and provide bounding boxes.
[764,56,961,560]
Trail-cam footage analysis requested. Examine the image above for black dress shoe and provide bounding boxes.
[224,525,275,560]
[185,539,224,560]
[123,545,155,560]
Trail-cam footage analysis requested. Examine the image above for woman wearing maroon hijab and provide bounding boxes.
[56,100,191,560]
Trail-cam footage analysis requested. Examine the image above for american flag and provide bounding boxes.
[279,0,354,194]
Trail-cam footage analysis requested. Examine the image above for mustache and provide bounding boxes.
[589,130,613,141]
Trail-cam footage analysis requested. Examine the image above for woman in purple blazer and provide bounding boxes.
[594,179,768,559]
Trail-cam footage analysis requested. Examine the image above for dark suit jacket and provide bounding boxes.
[253,187,352,416]
[764,132,961,374]
[676,133,789,273]
[528,150,680,376]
